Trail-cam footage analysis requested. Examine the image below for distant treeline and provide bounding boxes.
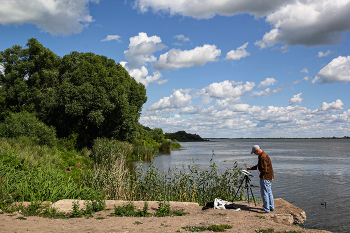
[206,136,350,140]
[165,131,208,142]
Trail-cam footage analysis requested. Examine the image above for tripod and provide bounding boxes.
[233,174,258,212]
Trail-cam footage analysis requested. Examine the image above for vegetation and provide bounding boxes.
[256,229,301,233]
[182,224,232,232]
[165,131,208,142]
[0,39,244,219]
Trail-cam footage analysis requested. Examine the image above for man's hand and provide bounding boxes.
[246,167,252,170]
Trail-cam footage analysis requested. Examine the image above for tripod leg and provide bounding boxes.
[233,177,245,201]
[246,185,250,213]
[249,187,256,206]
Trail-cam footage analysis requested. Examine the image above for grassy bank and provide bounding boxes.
[0,137,243,212]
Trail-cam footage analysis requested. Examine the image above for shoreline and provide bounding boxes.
[0,199,332,233]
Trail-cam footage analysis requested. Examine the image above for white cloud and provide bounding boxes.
[316,56,350,83]
[300,68,308,74]
[258,77,277,87]
[292,76,311,85]
[225,42,250,60]
[101,35,122,42]
[148,90,192,110]
[174,35,190,42]
[288,92,303,105]
[318,50,335,58]
[0,63,4,76]
[252,88,271,97]
[271,44,290,53]
[313,99,344,114]
[133,0,291,19]
[134,0,350,48]
[202,80,255,99]
[120,64,166,87]
[0,0,98,35]
[255,0,350,48]
[124,32,167,69]
[153,45,221,70]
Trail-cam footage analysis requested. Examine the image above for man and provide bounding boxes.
[247,145,274,213]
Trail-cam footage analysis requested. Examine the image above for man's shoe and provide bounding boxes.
[270,209,274,212]
[258,210,270,214]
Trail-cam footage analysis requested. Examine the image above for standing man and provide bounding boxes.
[247,145,274,213]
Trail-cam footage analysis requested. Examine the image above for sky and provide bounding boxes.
[1,0,350,138]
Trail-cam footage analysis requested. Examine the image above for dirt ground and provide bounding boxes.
[0,199,332,233]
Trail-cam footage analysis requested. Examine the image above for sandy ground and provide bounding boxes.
[0,199,332,233]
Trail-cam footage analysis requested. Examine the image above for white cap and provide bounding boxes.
[251,145,260,154]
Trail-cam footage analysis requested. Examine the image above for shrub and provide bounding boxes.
[0,112,57,146]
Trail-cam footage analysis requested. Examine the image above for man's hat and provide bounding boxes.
[251,145,260,154]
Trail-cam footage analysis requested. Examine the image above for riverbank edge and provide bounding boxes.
[0,198,332,233]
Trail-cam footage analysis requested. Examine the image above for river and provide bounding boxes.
[134,139,350,233]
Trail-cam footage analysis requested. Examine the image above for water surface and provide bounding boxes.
[135,139,350,233]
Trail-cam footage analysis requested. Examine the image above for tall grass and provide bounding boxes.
[125,159,243,205]
[1,137,244,208]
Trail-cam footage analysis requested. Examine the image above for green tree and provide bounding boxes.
[0,38,147,147]
[0,38,61,119]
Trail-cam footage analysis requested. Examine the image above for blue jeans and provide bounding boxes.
[260,178,274,212]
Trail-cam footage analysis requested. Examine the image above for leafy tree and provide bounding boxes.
[0,38,61,119]
[0,38,147,147]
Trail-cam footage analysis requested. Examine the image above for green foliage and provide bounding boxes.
[71,200,84,218]
[256,229,301,233]
[91,138,132,168]
[131,138,157,160]
[0,38,147,148]
[0,163,102,203]
[207,224,233,232]
[0,112,57,146]
[155,200,171,217]
[165,131,207,142]
[110,201,151,217]
[129,159,242,205]
[182,225,232,232]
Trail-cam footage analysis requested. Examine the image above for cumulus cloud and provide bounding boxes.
[288,92,303,105]
[225,42,250,60]
[313,99,344,114]
[101,35,122,42]
[0,0,99,35]
[202,80,255,99]
[252,88,272,97]
[318,50,335,57]
[133,0,291,19]
[153,45,221,70]
[134,0,350,48]
[292,76,311,85]
[174,35,190,42]
[119,63,167,87]
[255,0,350,48]
[124,32,167,69]
[300,68,308,74]
[148,90,192,110]
[316,56,350,83]
[258,77,277,87]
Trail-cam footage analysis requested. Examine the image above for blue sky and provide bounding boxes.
[1,0,350,138]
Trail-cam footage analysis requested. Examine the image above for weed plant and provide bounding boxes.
[182,224,232,232]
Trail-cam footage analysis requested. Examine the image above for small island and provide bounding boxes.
[165,131,208,142]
